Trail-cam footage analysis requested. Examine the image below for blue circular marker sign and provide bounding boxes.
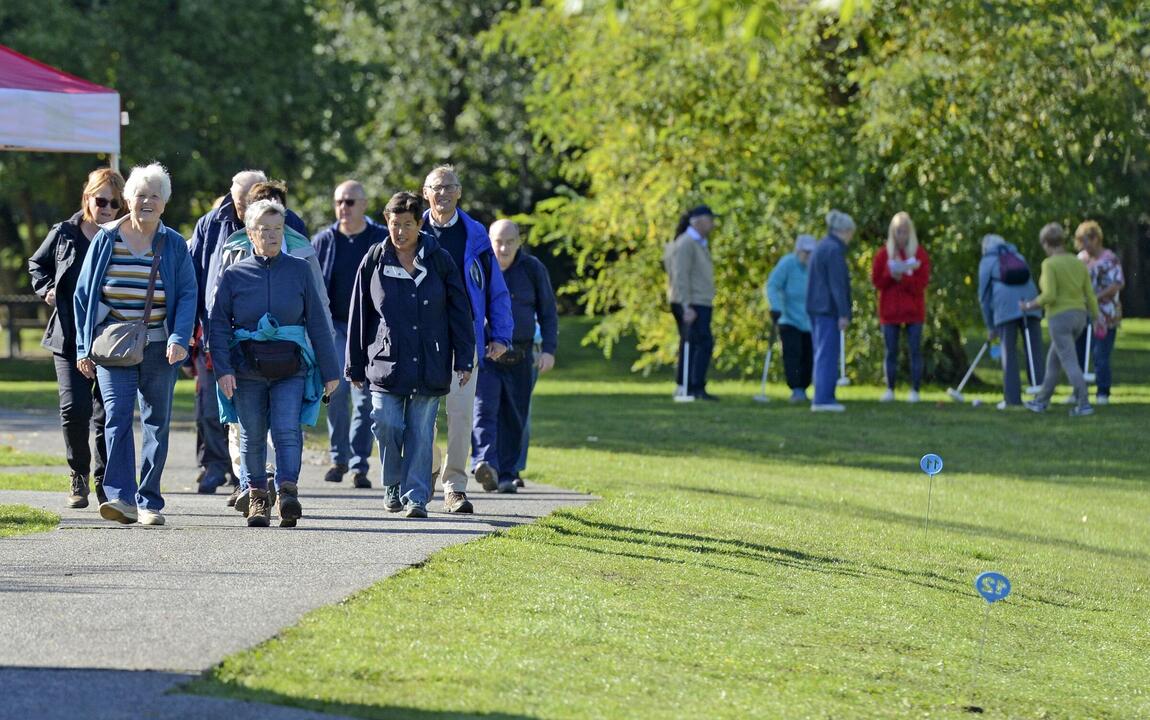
[920,453,943,476]
[975,572,1011,603]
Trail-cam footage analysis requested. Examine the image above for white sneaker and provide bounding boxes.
[1096,395,1109,405]
[996,400,1008,410]
[811,403,846,413]
[879,389,895,402]
[138,509,165,526]
[907,390,921,403]
[673,385,685,399]
[99,499,138,525]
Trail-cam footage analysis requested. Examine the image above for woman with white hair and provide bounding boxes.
[209,200,341,527]
[871,212,931,403]
[765,233,816,402]
[73,163,198,525]
[977,233,1044,408]
[806,209,855,412]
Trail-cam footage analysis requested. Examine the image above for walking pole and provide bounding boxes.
[1022,318,1041,395]
[1083,323,1095,383]
[674,318,695,403]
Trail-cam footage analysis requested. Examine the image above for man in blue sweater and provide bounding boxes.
[311,180,390,489]
[422,165,513,513]
[806,210,855,412]
[471,220,558,494]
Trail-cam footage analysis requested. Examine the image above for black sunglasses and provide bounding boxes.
[336,198,358,207]
[93,197,121,210]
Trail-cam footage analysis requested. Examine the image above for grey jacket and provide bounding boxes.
[978,243,1042,328]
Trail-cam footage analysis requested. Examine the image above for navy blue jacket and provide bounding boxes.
[502,248,558,354]
[28,211,92,358]
[422,208,513,350]
[207,252,340,383]
[310,218,389,321]
[190,195,307,327]
[345,234,475,396]
[806,233,852,320]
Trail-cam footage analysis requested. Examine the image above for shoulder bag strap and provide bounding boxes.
[141,234,167,325]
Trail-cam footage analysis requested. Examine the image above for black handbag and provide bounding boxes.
[243,339,301,379]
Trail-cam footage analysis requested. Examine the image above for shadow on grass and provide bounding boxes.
[529,391,1148,484]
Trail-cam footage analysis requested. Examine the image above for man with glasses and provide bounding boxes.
[422,165,513,513]
[311,180,388,488]
[190,170,307,494]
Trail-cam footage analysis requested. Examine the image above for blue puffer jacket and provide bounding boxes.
[422,208,512,350]
[73,220,198,359]
[978,242,1042,328]
[345,234,475,396]
[765,252,811,333]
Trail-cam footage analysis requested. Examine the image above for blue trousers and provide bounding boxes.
[671,303,713,395]
[473,356,534,483]
[1076,326,1118,396]
[371,391,439,507]
[881,322,923,391]
[95,342,179,511]
[232,375,305,491]
[811,314,841,405]
[327,322,374,472]
[515,361,540,474]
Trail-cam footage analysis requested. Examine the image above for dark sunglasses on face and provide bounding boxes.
[336,198,358,207]
[92,197,121,209]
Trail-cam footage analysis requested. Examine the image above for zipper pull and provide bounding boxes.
[435,341,440,352]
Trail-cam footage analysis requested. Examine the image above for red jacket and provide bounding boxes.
[871,245,930,325]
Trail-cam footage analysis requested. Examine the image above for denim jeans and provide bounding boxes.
[473,356,534,483]
[811,314,841,405]
[372,391,439,507]
[95,342,179,511]
[194,351,230,485]
[1076,326,1117,396]
[232,374,305,491]
[327,321,374,472]
[881,322,923,391]
[53,353,107,482]
[514,360,540,474]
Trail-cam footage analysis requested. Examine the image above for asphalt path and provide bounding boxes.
[0,408,593,719]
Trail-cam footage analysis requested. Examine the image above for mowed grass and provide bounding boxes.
[0,446,69,492]
[0,504,58,538]
[181,318,1150,719]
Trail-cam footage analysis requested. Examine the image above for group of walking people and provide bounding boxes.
[665,207,1123,413]
[29,163,558,527]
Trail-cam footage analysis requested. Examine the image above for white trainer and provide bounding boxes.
[811,403,846,413]
[138,509,166,526]
[1096,395,1109,405]
[907,390,921,403]
[879,389,894,402]
[98,500,138,525]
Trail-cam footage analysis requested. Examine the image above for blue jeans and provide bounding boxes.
[327,321,373,472]
[473,356,534,483]
[194,351,230,486]
[811,314,841,405]
[515,361,540,474]
[232,374,305,491]
[1076,325,1118,396]
[881,323,923,391]
[95,342,179,511]
[371,391,439,507]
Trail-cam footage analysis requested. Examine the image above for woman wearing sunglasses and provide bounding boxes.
[28,167,126,509]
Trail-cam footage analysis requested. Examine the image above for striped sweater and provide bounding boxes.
[100,237,166,331]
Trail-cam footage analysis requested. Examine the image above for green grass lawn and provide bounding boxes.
[0,446,68,492]
[0,504,58,538]
[177,318,1150,719]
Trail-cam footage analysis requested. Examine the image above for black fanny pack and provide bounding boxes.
[243,340,301,379]
[493,342,533,366]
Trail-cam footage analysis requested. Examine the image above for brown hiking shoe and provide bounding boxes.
[443,491,473,514]
[246,489,271,527]
[277,482,302,528]
[66,472,90,509]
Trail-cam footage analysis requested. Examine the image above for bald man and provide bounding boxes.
[471,220,557,493]
[190,170,308,495]
[311,180,389,488]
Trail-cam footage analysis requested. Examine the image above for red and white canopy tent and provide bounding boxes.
[0,44,121,169]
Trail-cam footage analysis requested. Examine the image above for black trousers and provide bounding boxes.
[53,353,107,482]
[671,303,713,395]
[778,324,813,390]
